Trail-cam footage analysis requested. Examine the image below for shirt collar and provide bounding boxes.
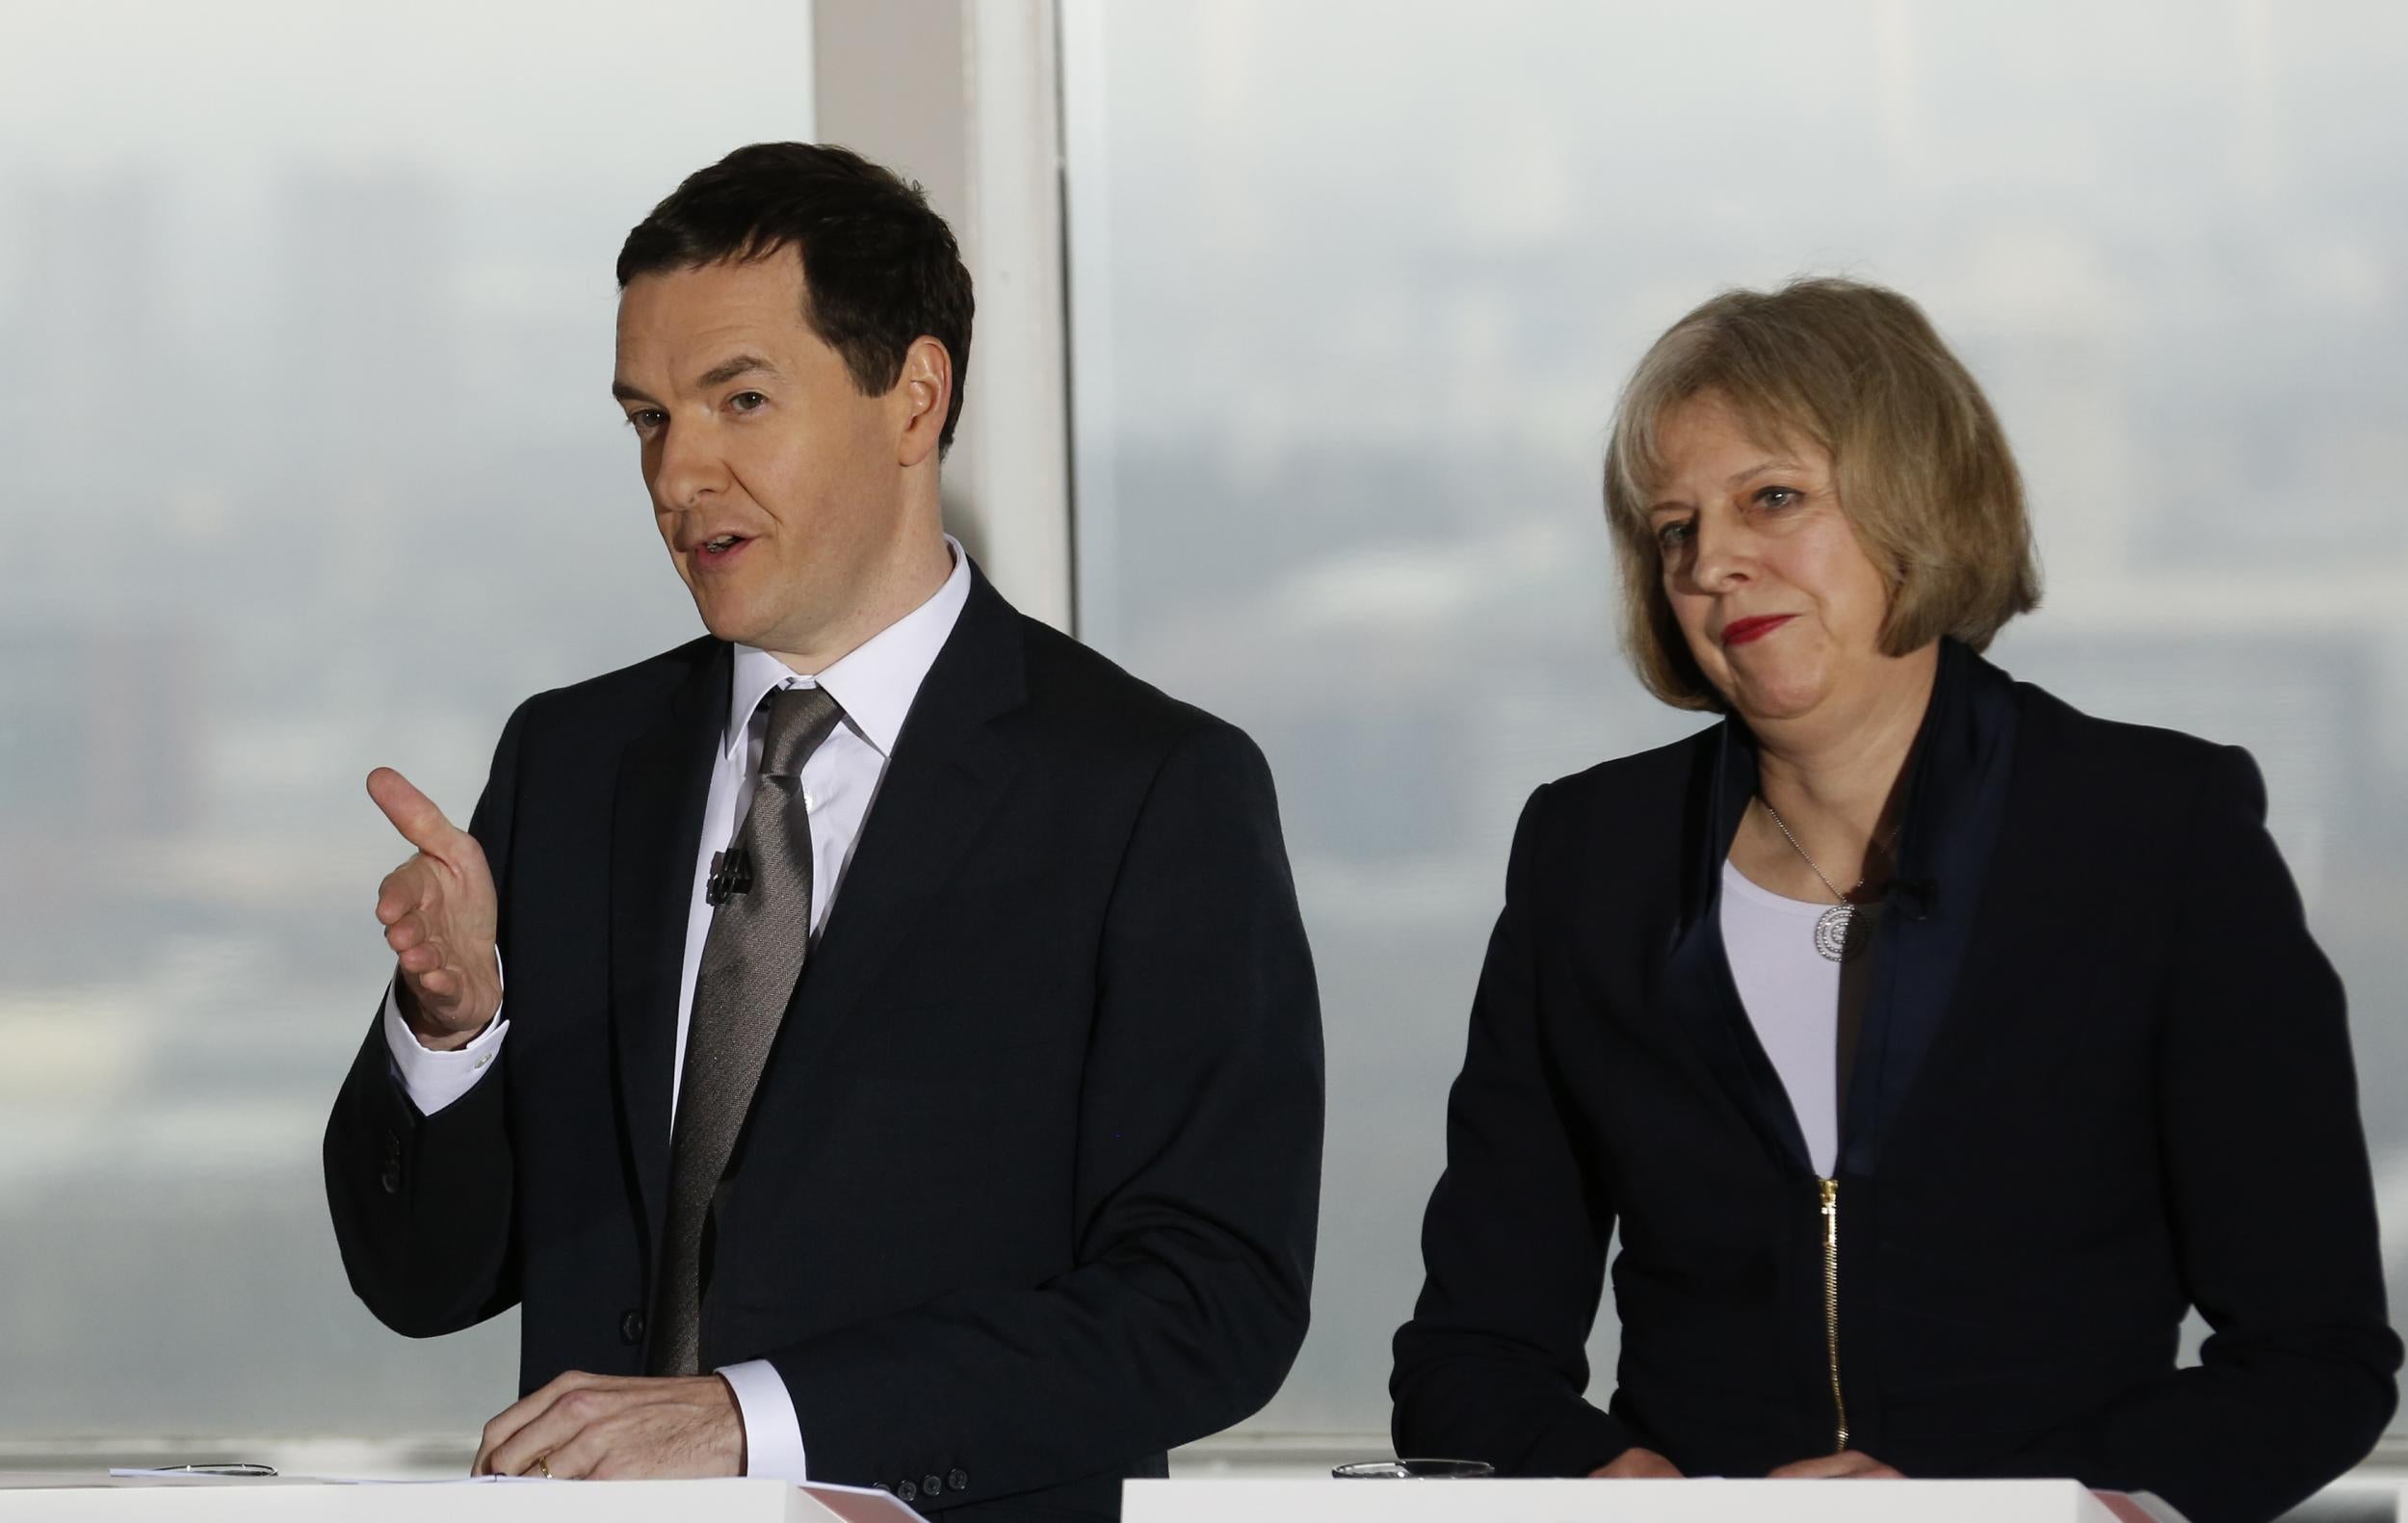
[722,536,973,760]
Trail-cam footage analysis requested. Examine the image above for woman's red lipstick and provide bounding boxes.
[1721,615,1795,646]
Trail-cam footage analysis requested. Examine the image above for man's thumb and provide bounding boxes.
[367,768,460,854]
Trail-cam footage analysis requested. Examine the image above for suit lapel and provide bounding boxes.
[1657,716,1818,1175]
[773,567,1029,1065]
[1837,639,2020,1176]
[609,643,729,1251]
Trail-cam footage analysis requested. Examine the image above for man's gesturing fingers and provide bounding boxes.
[376,857,446,946]
[367,767,501,1041]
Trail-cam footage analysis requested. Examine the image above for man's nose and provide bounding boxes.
[654,417,729,510]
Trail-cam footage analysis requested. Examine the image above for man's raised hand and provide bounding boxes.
[368,767,502,1048]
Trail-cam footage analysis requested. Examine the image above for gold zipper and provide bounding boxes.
[1819,1176,1849,1452]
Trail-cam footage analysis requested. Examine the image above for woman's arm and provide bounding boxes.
[1390,784,1657,1475]
[2001,745,2400,1523]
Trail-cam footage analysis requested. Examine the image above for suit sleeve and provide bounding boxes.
[1389,783,1650,1476]
[1992,746,2400,1523]
[766,720,1324,1507]
[322,698,535,1338]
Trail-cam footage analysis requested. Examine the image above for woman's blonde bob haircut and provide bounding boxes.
[1603,277,2041,712]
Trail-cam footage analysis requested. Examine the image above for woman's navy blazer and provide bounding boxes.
[1393,639,2399,1523]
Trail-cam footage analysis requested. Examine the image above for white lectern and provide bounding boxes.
[1123,1478,2139,1523]
[0,1477,920,1521]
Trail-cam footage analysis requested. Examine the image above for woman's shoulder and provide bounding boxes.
[2008,678,2264,823]
[1501,726,1720,888]
[1493,728,1717,906]
[1535,724,1721,821]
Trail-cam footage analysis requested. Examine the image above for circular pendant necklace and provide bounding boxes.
[1757,798,1878,963]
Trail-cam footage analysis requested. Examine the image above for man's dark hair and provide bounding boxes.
[617,142,975,453]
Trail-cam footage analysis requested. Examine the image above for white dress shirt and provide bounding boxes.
[381,538,973,1481]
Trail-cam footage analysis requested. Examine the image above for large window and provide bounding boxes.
[0,3,814,1436]
[1062,0,2408,1435]
[7,0,2404,1463]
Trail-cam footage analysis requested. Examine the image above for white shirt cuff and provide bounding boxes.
[380,983,508,1116]
[718,1359,807,1481]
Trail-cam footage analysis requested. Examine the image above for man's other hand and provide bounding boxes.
[368,767,502,1048]
[473,1372,745,1480]
[1766,1450,1905,1479]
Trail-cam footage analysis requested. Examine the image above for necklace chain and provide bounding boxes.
[1757,798,1865,908]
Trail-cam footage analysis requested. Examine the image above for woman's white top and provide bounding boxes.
[1718,861,1843,1177]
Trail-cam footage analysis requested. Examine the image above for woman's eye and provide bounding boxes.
[1755,486,1800,510]
[1655,519,1693,550]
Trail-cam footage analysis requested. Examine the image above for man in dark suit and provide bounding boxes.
[323,143,1323,1517]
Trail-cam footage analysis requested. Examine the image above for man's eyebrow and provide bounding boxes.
[697,354,781,388]
[611,355,782,406]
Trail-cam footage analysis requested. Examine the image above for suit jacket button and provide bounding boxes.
[948,1468,968,1491]
[619,1310,646,1345]
[923,1474,943,1496]
[897,1481,917,1503]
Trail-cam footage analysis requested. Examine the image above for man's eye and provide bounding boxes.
[625,410,666,433]
[730,391,767,412]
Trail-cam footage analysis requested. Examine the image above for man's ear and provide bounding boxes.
[896,335,954,468]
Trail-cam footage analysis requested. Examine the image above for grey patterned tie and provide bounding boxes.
[648,682,845,1376]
